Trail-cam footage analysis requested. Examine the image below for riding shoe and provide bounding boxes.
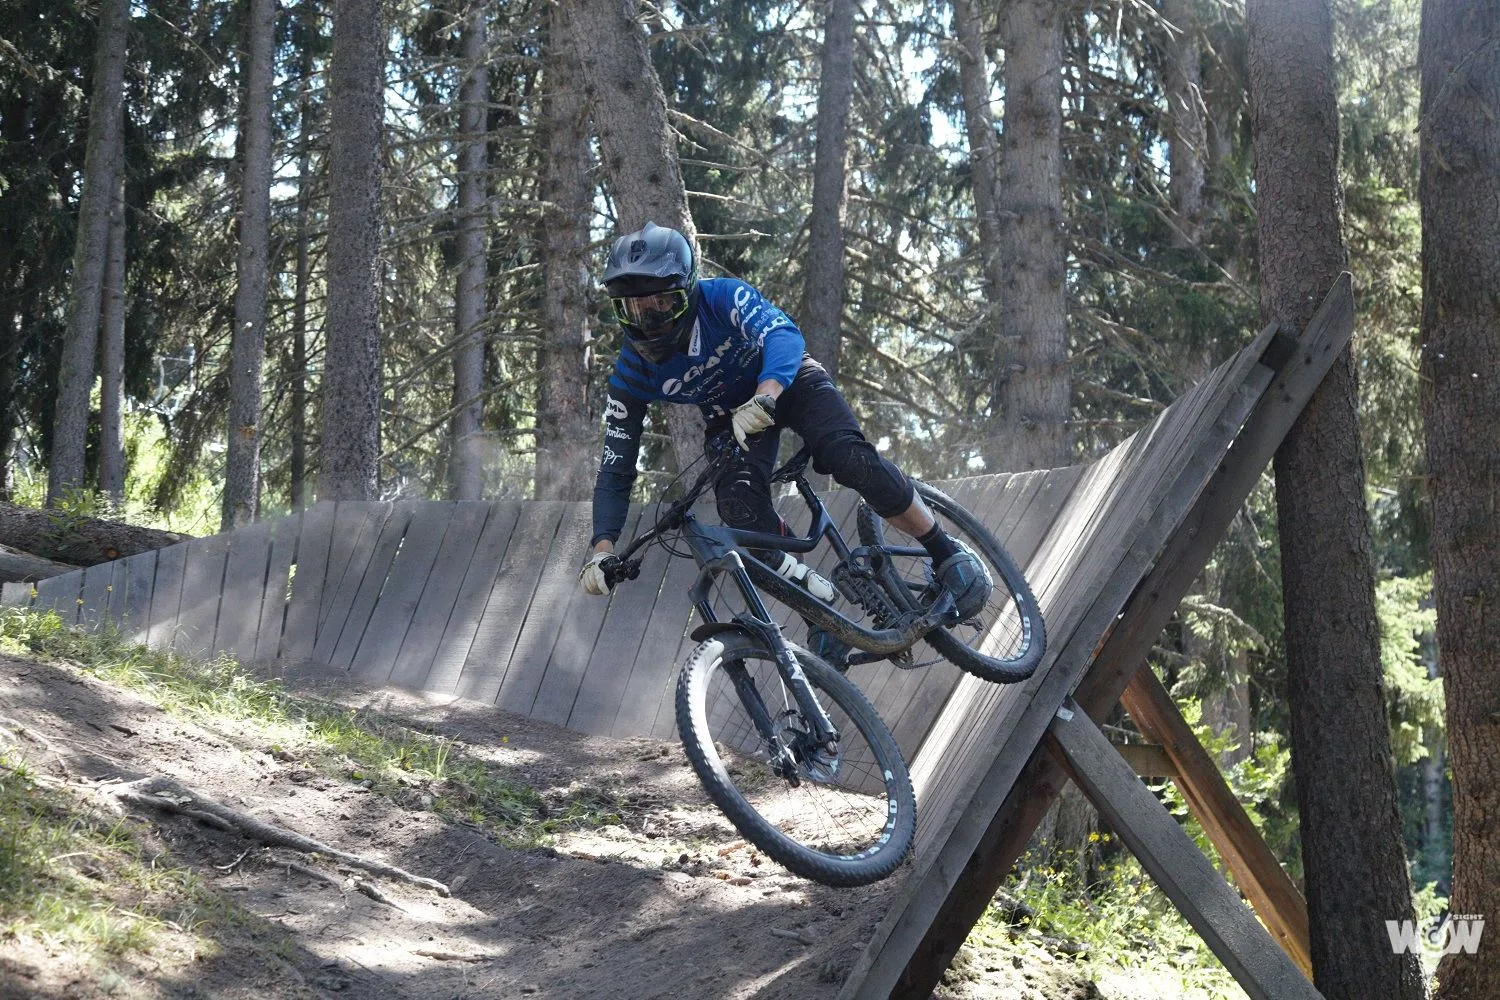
[935,549,992,621]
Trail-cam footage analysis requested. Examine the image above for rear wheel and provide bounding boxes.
[675,632,915,886]
[860,481,1045,683]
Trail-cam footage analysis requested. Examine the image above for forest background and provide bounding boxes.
[0,0,1480,992]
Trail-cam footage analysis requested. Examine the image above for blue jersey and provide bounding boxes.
[592,277,807,544]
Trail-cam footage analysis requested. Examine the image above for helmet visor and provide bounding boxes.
[611,288,690,335]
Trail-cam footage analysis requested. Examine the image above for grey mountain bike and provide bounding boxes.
[600,434,1044,886]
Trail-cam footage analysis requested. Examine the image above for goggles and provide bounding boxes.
[611,288,691,334]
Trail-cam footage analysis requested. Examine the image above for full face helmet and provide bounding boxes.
[602,222,700,363]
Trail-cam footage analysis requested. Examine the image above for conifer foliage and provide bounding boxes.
[0,1,1478,992]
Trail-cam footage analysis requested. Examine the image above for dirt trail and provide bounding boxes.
[0,652,1131,1000]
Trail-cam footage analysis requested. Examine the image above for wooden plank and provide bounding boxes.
[843,365,1274,1000]
[77,562,112,628]
[907,357,1250,827]
[32,569,84,623]
[254,513,302,661]
[453,502,568,704]
[123,550,157,644]
[105,557,130,625]
[496,503,594,716]
[215,521,274,662]
[642,498,738,742]
[312,502,392,664]
[173,534,231,658]
[868,290,1342,999]
[2,581,32,608]
[565,507,670,735]
[611,552,699,738]
[350,502,458,680]
[145,544,188,648]
[1113,742,1179,778]
[327,502,415,670]
[903,429,1148,812]
[526,504,621,725]
[876,470,1062,757]
[894,286,1351,997]
[386,501,493,690]
[1046,701,1323,1000]
[1122,667,1312,974]
[424,502,523,696]
[856,473,1024,727]
[281,502,337,660]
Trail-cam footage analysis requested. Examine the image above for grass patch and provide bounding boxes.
[979,843,1245,998]
[0,607,622,847]
[0,748,237,964]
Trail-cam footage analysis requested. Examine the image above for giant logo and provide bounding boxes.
[662,337,735,396]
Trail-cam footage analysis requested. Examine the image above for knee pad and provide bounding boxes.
[815,430,914,518]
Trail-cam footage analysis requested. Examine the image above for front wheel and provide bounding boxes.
[675,632,915,887]
[860,480,1046,683]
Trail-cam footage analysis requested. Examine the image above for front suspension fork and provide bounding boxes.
[697,551,840,749]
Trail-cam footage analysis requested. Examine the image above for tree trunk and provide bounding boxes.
[994,0,1070,473]
[289,29,317,514]
[0,544,76,585]
[796,0,856,381]
[223,0,276,529]
[48,0,130,505]
[98,172,126,506]
[1248,2,1426,997]
[450,3,488,502]
[0,500,186,566]
[535,1,596,502]
[1420,1,1500,993]
[319,0,384,502]
[952,0,1005,401]
[1162,0,1207,247]
[571,0,702,471]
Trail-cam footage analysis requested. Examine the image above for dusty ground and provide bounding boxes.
[0,650,1215,1000]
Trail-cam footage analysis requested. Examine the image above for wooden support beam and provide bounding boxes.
[883,275,1353,997]
[1121,667,1313,975]
[1112,741,1178,778]
[1046,701,1324,1000]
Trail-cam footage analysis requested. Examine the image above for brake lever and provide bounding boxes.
[604,557,641,587]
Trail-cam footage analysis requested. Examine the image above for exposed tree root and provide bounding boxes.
[112,775,450,897]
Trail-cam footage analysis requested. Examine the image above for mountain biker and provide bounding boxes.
[578,221,991,644]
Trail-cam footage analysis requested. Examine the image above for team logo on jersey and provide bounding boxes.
[605,396,629,421]
[689,326,702,357]
[662,338,735,396]
[729,283,787,340]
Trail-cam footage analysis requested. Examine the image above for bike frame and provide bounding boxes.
[609,442,947,755]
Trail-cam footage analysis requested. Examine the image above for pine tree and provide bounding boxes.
[1249,0,1426,995]
[320,0,384,501]
[224,0,276,528]
[47,0,130,504]
[1420,0,1500,994]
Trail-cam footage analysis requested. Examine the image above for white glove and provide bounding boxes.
[580,552,616,596]
[730,394,777,451]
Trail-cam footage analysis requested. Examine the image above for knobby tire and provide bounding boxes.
[675,632,915,887]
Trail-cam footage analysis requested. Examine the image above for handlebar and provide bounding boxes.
[606,430,742,581]
[604,430,817,587]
